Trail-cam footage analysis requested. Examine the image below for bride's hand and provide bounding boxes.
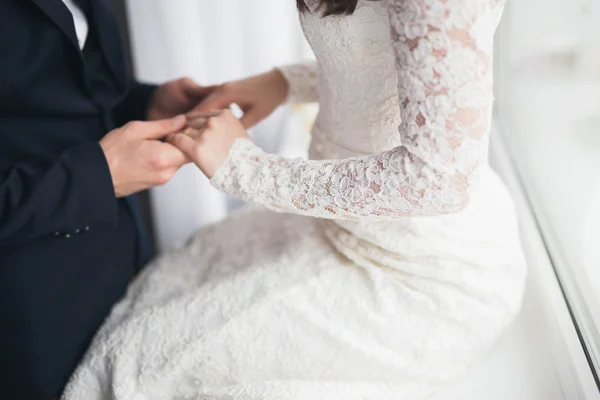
[187,69,289,129]
[166,110,251,179]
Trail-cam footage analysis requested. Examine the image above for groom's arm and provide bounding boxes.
[0,143,119,248]
[113,80,158,126]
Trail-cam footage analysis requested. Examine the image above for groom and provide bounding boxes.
[0,1,214,398]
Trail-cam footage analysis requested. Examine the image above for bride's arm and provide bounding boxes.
[211,0,495,220]
[186,63,317,129]
[276,61,319,104]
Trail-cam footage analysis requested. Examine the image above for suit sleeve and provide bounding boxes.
[113,80,158,126]
[0,142,119,247]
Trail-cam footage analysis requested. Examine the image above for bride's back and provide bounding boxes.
[301,1,403,157]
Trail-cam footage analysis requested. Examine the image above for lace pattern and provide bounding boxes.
[277,61,319,104]
[212,0,496,219]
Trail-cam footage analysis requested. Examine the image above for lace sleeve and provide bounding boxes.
[211,0,496,220]
[277,61,319,104]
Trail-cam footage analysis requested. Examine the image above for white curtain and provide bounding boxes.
[125,0,308,251]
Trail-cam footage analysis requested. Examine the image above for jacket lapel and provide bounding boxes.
[31,0,128,89]
[30,0,82,53]
[87,0,128,89]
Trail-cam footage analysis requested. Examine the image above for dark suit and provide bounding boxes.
[0,0,156,398]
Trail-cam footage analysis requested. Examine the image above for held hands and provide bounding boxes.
[101,109,250,196]
[100,116,189,198]
[188,69,289,129]
[167,110,251,179]
[165,69,289,178]
[147,77,219,121]
[101,77,221,198]
[125,70,288,186]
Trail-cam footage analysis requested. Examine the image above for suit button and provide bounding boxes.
[64,234,72,239]
[84,226,90,231]
[75,229,81,234]
[55,232,60,236]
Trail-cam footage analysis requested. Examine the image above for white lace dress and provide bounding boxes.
[63,0,527,399]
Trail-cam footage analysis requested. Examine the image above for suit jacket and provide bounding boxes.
[0,0,156,398]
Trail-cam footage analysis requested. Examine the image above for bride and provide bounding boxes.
[63,0,526,398]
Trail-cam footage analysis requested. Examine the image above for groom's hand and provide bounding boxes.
[188,70,288,129]
[148,77,218,121]
[100,116,189,198]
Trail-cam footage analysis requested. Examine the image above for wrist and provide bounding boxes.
[146,92,161,121]
[271,68,290,105]
[98,140,123,198]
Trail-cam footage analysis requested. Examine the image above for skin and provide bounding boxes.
[167,110,250,179]
[99,77,217,197]
[168,69,289,178]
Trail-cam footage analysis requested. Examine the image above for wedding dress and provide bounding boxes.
[63,0,527,399]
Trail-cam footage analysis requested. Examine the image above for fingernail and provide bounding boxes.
[172,115,186,126]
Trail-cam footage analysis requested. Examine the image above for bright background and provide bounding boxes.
[495,0,600,345]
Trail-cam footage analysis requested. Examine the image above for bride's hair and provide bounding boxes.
[297,0,379,16]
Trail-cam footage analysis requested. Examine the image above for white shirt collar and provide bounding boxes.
[62,0,89,49]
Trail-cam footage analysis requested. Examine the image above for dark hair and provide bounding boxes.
[296,0,368,16]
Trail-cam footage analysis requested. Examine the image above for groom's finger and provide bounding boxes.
[187,118,209,132]
[132,115,187,140]
[166,133,199,162]
[186,111,222,121]
[155,141,189,168]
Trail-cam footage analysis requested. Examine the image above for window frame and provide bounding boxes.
[492,1,600,394]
